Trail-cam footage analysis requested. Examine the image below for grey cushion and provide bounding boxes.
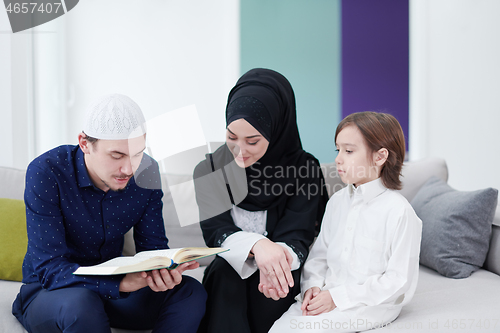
[411,177,498,278]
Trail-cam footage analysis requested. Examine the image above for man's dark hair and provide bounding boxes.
[82,132,98,144]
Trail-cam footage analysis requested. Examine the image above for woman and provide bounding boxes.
[194,68,329,333]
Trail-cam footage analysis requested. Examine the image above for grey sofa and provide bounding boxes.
[1,157,499,333]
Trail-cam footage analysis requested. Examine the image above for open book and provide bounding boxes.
[73,247,227,275]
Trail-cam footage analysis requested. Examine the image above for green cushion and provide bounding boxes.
[0,198,27,281]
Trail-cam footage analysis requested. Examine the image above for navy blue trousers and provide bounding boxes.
[14,276,206,333]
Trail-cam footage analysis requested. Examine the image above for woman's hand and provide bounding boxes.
[258,269,281,300]
[119,261,199,293]
[301,287,336,316]
[252,238,294,297]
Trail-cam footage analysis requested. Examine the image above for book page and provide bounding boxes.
[73,247,227,275]
[174,247,228,263]
[134,248,181,260]
[85,255,149,268]
[74,255,174,275]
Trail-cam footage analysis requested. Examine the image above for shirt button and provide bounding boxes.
[106,225,110,229]
[344,247,348,252]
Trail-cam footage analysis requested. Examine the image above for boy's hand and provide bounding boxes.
[301,287,321,315]
[302,289,336,316]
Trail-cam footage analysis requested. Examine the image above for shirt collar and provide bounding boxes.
[348,178,387,203]
[75,148,94,188]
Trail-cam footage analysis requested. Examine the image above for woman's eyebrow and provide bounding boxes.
[227,128,262,139]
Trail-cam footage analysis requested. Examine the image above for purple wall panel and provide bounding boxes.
[341,0,409,149]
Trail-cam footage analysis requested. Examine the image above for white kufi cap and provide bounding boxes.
[83,94,146,140]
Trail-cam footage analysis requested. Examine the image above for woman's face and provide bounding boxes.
[226,118,269,168]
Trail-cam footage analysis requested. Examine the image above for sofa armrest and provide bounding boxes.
[484,207,500,276]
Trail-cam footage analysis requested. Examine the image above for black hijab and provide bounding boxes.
[211,68,326,212]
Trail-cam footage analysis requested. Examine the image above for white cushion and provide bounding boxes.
[399,157,448,202]
[0,167,25,201]
[371,266,500,331]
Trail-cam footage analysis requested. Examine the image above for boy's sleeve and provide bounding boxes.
[329,208,422,310]
[300,198,335,294]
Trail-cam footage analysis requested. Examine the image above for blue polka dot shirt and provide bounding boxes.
[21,145,168,300]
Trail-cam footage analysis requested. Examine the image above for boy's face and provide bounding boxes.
[80,134,146,192]
[335,125,380,187]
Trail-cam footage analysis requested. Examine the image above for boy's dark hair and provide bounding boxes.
[335,111,405,190]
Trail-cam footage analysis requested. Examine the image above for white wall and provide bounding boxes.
[6,0,500,192]
[0,9,36,170]
[410,0,500,192]
[0,9,13,167]
[32,18,68,156]
[1,0,239,171]
[64,0,239,147]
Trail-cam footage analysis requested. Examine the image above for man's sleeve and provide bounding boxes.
[131,187,169,253]
[25,165,124,299]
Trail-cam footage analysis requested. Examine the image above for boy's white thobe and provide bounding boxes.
[270,178,422,333]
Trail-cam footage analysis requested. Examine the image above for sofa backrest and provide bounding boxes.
[0,166,25,201]
[319,157,450,202]
[126,158,451,260]
[2,158,499,276]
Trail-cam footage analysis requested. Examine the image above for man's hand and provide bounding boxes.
[301,287,336,316]
[119,261,199,293]
[252,238,294,297]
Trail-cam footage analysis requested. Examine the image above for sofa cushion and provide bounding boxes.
[399,157,448,202]
[411,177,498,278]
[0,167,25,201]
[0,199,27,281]
[370,266,500,332]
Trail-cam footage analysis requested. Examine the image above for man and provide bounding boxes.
[12,94,206,333]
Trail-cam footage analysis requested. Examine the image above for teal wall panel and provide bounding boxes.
[240,0,341,163]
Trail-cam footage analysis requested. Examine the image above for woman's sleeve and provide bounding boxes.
[269,158,329,266]
[218,231,266,278]
[193,158,241,247]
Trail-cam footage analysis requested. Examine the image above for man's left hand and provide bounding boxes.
[144,261,199,292]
